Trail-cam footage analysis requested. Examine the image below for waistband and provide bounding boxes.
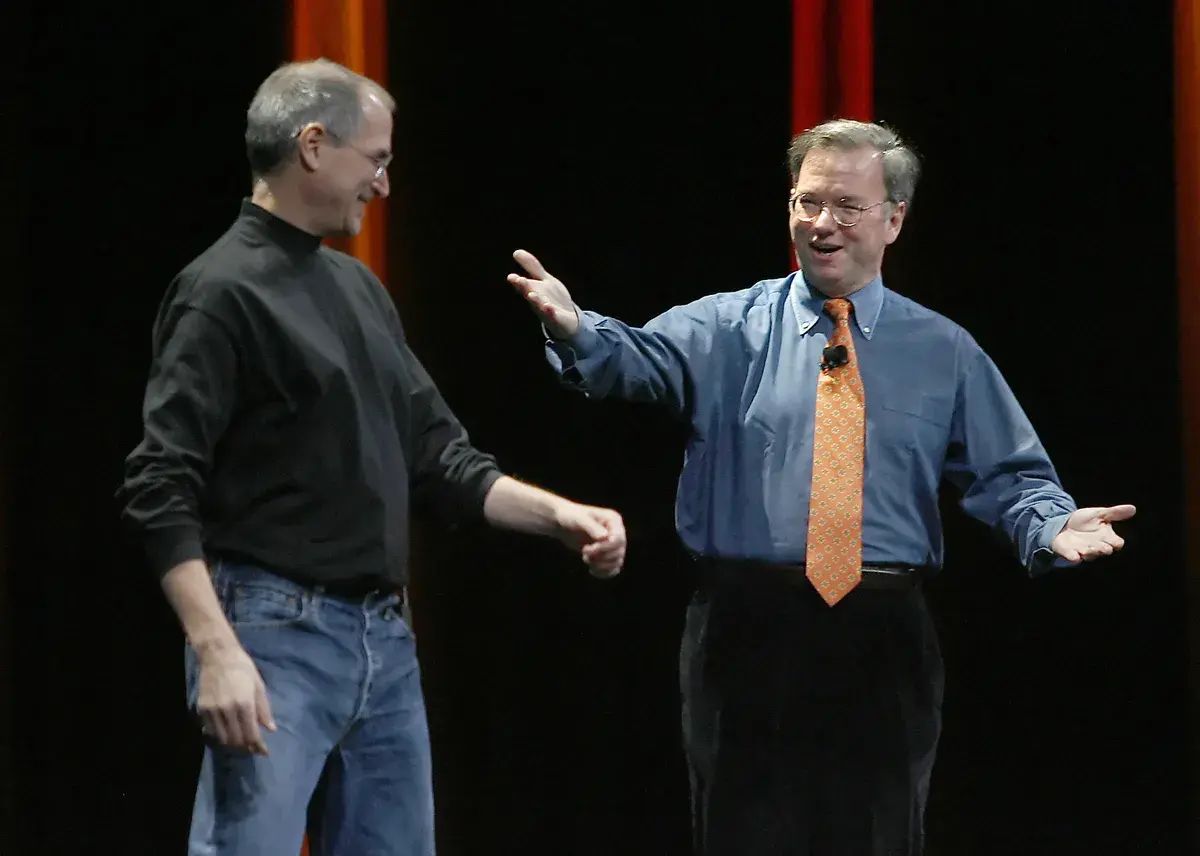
[692,556,934,591]
[210,558,404,605]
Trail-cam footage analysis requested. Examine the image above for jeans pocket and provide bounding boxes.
[225,583,307,629]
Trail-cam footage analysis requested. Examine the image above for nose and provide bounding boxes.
[810,205,838,234]
[372,168,390,199]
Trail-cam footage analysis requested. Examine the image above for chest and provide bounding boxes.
[733,319,959,441]
[247,276,407,409]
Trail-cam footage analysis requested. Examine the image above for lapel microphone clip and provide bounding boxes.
[821,344,849,372]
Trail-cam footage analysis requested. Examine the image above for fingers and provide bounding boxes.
[1079,543,1114,561]
[507,273,567,323]
[575,512,610,542]
[583,540,625,576]
[199,708,228,746]
[519,286,564,321]
[1100,504,1137,522]
[1076,531,1126,561]
[200,701,263,753]
[196,659,273,755]
[587,556,624,578]
[236,700,269,755]
[507,272,536,296]
[256,679,277,733]
[513,248,549,278]
[581,510,626,577]
[582,536,624,562]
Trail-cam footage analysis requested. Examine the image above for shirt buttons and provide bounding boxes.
[863,326,871,333]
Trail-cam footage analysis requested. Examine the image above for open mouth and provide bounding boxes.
[810,243,841,256]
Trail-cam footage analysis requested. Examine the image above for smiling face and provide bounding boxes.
[295,91,393,238]
[789,145,906,298]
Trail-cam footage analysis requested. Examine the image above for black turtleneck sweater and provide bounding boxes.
[117,200,502,589]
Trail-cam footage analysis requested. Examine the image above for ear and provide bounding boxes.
[883,200,907,246]
[295,122,327,173]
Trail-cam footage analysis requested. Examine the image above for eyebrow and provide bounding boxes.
[797,192,865,205]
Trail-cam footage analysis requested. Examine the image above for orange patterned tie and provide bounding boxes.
[805,297,865,606]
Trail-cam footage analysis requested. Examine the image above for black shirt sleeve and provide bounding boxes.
[401,338,504,524]
[117,297,242,576]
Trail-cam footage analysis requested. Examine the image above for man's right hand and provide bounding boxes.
[194,641,276,755]
[507,249,580,339]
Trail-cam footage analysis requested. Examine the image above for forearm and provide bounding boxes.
[160,559,239,655]
[546,311,695,413]
[481,475,570,536]
[959,465,1076,571]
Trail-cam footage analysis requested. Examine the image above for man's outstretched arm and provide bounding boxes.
[483,476,626,577]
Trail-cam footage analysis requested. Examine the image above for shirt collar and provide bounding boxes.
[787,272,885,340]
[238,199,324,256]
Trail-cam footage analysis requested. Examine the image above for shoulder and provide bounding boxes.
[879,287,997,389]
[653,275,790,330]
[155,224,283,344]
[320,247,390,301]
[319,247,405,329]
[880,287,981,350]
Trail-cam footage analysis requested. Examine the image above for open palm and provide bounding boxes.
[1050,504,1136,563]
[506,249,579,338]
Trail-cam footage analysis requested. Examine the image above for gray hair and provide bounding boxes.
[245,58,395,179]
[786,119,921,207]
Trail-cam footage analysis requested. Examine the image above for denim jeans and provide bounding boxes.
[185,561,434,856]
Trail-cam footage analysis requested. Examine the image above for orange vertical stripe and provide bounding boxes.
[1176,0,1200,845]
[288,9,390,850]
[291,0,390,289]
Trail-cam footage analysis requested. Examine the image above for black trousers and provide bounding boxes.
[680,573,944,856]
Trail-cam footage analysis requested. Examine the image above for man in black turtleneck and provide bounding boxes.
[116,59,626,856]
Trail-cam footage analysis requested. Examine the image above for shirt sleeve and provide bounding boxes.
[116,302,241,576]
[401,339,503,523]
[544,300,717,419]
[942,337,1076,574]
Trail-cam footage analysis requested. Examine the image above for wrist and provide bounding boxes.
[189,626,241,663]
[550,498,580,534]
[542,305,581,340]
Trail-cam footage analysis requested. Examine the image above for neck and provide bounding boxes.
[802,269,879,300]
[251,180,323,237]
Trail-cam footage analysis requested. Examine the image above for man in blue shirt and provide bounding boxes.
[507,119,1135,855]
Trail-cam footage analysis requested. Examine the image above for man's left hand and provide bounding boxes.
[1051,504,1137,563]
[554,503,627,578]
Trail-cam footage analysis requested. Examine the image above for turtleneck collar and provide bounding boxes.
[237,199,324,256]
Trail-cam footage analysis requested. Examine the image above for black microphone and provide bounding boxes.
[821,344,849,372]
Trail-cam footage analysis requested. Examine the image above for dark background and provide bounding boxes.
[5,2,1187,854]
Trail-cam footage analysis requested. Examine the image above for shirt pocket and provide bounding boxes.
[871,386,953,452]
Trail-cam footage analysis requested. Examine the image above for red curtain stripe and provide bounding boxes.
[1175,0,1200,845]
[791,0,874,269]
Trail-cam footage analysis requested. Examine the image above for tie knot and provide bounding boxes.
[824,298,852,324]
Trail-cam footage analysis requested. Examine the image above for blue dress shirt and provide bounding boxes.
[546,272,1076,573]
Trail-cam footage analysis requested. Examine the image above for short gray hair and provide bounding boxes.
[787,119,921,207]
[245,58,395,179]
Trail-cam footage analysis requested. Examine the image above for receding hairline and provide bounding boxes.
[258,58,396,111]
[786,120,921,205]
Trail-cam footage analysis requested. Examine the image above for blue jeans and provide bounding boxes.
[185,561,434,856]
